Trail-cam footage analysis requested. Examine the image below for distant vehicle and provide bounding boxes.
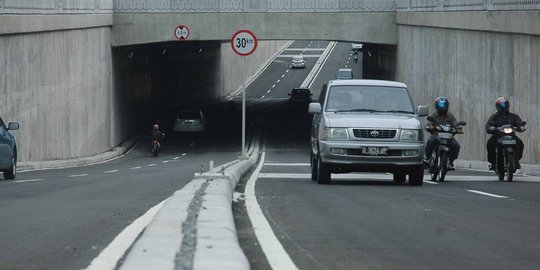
[351,43,363,51]
[336,68,353,80]
[0,117,19,179]
[291,55,306,69]
[308,79,428,186]
[173,109,206,133]
[288,88,312,103]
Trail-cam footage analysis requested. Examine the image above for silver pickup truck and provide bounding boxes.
[308,79,428,185]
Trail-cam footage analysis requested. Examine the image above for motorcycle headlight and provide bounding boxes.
[442,125,452,132]
[503,127,513,134]
[322,128,349,140]
[401,129,419,141]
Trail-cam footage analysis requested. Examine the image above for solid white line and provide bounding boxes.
[14,179,44,183]
[69,174,88,178]
[423,180,438,185]
[467,190,509,199]
[264,163,310,166]
[148,164,157,167]
[130,167,141,170]
[104,170,119,173]
[245,152,299,270]
[85,199,168,270]
[284,48,324,51]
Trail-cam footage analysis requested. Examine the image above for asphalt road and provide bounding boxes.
[0,113,242,269]
[233,41,540,270]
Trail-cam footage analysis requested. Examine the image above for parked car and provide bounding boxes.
[0,117,19,179]
[291,55,306,69]
[336,68,353,79]
[173,109,206,133]
[288,88,312,103]
[308,79,428,186]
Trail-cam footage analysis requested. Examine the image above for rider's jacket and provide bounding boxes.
[485,111,523,134]
[151,130,163,141]
[426,112,459,134]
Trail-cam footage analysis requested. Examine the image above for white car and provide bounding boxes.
[351,43,363,51]
[291,55,306,69]
[173,109,205,132]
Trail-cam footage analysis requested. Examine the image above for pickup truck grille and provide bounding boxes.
[353,129,397,139]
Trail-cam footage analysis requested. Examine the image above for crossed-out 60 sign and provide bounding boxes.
[231,30,257,56]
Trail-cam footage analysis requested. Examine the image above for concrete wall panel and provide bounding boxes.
[397,26,540,164]
[0,27,116,162]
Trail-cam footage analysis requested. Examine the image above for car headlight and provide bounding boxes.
[322,128,349,140]
[400,129,419,141]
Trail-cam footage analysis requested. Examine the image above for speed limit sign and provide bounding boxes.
[231,30,257,56]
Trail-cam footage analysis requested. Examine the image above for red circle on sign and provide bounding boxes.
[231,29,257,56]
[174,25,190,40]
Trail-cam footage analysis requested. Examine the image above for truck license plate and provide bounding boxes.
[362,147,388,156]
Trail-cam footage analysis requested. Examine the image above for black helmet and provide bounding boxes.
[434,96,449,114]
[495,96,510,113]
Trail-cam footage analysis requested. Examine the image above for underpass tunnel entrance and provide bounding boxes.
[112,41,222,135]
[360,43,397,81]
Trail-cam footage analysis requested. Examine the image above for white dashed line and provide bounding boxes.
[277,79,281,83]
[14,179,44,183]
[104,170,119,173]
[267,90,271,93]
[162,161,169,164]
[182,153,187,156]
[272,84,276,88]
[69,174,88,178]
[467,190,509,199]
[174,157,180,160]
[131,167,142,170]
[148,164,157,167]
[286,69,289,73]
[261,95,266,99]
[281,74,285,78]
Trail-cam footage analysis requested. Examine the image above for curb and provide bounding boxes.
[17,135,141,172]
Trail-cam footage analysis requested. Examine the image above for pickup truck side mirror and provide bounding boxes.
[417,106,428,117]
[308,103,322,114]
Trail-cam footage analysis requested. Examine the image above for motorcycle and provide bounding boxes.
[151,140,160,157]
[493,122,526,182]
[353,54,358,63]
[151,133,165,157]
[426,116,466,182]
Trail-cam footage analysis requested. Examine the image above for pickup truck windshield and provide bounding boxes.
[325,85,415,113]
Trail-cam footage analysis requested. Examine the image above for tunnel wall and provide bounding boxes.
[0,27,118,162]
[397,26,539,165]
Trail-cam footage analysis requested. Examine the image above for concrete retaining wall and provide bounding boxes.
[397,25,539,165]
[0,26,120,162]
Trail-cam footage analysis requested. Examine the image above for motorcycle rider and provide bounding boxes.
[424,96,463,170]
[353,50,358,63]
[485,96,525,170]
[150,124,164,152]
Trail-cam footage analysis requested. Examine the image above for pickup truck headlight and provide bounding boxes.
[400,129,419,141]
[322,128,349,140]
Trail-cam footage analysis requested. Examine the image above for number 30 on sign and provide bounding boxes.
[231,30,257,56]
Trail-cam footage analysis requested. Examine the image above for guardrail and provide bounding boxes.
[2,0,537,14]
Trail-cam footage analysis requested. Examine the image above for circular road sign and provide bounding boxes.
[174,25,190,40]
[231,30,257,56]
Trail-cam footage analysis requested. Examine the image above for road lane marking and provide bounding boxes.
[104,170,119,173]
[423,180,438,185]
[148,164,157,167]
[276,55,322,58]
[162,161,169,163]
[277,79,280,83]
[467,190,509,199]
[14,179,44,183]
[182,153,187,156]
[130,167,141,170]
[281,74,285,78]
[246,152,299,270]
[85,199,168,270]
[174,157,180,160]
[69,174,88,178]
[261,95,266,99]
[264,163,310,166]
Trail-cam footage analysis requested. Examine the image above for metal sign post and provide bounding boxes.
[231,30,257,158]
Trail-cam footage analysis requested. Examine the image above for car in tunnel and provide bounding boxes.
[291,55,306,69]
[336,68,353,80]
[0,117,19,179]
[173,109,206,133]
